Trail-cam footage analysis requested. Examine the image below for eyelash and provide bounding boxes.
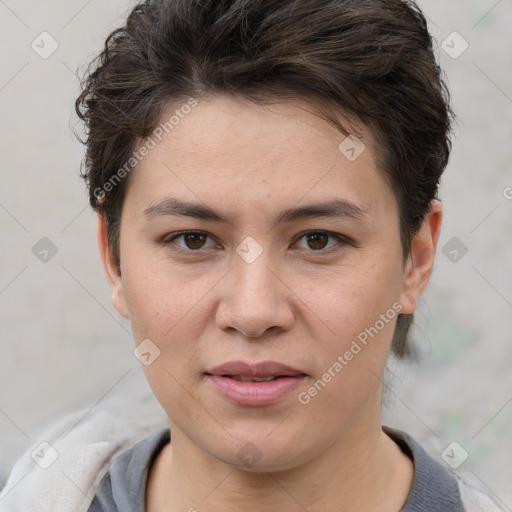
[159,230,350,254]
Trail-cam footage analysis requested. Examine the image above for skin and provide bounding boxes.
[97,95,443,512]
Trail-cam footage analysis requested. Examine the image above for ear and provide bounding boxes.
[399,199,443,314]
[97,214,130,319]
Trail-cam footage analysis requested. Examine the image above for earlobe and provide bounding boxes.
[399,200,443,314]
[96,214,130,319]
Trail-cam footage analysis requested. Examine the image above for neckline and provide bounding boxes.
[119,426,463,512]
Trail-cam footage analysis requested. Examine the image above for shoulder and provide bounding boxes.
[0,408,136,512]
[88,428,170,512]
[383,426,506,512]
[0,405,168,512]
[455,476,508,512]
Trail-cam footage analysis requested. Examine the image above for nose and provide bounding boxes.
[215,247,295,338]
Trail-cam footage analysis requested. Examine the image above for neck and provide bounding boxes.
[146,405,414,512]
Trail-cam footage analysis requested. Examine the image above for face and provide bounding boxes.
[98,95,440,472]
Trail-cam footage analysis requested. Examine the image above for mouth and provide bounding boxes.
[205,360,308,406]
[206,360,307,380]
[225,375,285,382]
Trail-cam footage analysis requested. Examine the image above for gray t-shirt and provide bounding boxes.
[87,426,466,511]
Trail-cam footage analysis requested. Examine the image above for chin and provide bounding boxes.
[208,432,312,474]
[223,451,303,474]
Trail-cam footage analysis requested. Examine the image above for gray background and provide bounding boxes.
[0,0,511,507]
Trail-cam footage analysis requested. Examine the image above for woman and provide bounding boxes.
[1,0,505,511]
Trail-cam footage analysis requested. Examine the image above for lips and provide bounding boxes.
[205,360,307,406]
[206,360,307,379]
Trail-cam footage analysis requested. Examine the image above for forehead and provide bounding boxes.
[126,95,395,220]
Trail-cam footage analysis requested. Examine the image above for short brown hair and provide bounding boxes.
[75,0,454,358]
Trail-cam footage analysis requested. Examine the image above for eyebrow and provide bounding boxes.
[143,197,369,225]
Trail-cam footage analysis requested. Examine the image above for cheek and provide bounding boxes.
[123,268,208,417]
[292,269,402,428]
[301,259,403,344]
[121,263,211,392]
[122,262,208,343]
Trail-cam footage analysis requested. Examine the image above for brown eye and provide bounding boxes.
[294,230,345,252]
[164,231,215,251]
[306,232,329,250]
[182,232,208,250]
